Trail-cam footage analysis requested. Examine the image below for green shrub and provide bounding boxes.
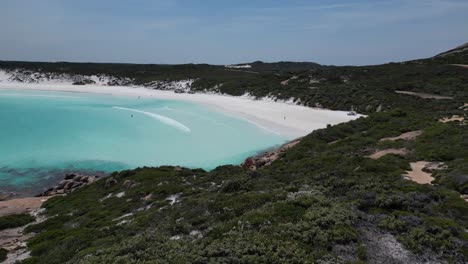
[0,213,35,230]
[356,244,368,261]
[0,248,8,262]
[378,215,407,232]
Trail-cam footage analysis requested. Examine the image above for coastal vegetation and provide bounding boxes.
[0,248,7,262]
[0,213,35,231]
[0,44,467,263]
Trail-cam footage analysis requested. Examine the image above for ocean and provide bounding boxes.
[0,89,287,195]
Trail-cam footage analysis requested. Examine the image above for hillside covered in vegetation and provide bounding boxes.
[0,44,467,263]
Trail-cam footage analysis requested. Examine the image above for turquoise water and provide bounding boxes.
[0,89,287,194]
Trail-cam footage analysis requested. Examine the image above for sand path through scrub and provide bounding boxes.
[379,130,423,142]
[367,148,409,159]
[439,115,465,123]
[395,91,454,100]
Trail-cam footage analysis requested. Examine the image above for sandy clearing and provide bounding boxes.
[403,161,434,185]
[367,148,409,159]
[0,82,362,138]
[281,76,298,86]
[395,90,454,100]
[439,115,465,123]
[380,130,423,142]
[0,197,50,217]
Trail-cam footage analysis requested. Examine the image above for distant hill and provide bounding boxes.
[411,42,468,65]
[435,42,468,58]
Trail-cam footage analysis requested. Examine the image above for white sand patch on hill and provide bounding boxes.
[379,130,423,142]
[395,91,454,100]
[403,161,434,185]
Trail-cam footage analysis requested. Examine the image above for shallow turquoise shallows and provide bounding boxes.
[0,89,287,194]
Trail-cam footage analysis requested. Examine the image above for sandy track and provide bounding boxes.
[395,90,454,100]
[379,130,423,141]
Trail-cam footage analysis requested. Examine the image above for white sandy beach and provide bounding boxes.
[0,81,362,138]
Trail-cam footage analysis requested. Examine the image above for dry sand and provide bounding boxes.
[0,82,362,138]
[379,130,423,141]
[438,115,465,123]
[367,148,409,159]
[395,90,454,100]
[0,197,49,217]
[403,161,434,185]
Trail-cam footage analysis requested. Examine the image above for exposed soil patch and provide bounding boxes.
[379,130,423,142]
[280,76,298,86]
[395,90,454,100]
[403,161,434,184]
[367,148,409,159]
[439,115,465,123]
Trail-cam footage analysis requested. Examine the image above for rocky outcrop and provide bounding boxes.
[104,178,118,188]
[242,137,302,170]
[36,174,99,196]
[122,180,138,188]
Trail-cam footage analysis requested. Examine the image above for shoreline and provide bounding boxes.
[0,82,362,138]
[0,80,362,201]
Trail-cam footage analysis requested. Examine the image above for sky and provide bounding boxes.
[1,0,468,65]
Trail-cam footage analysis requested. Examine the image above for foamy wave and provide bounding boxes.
[112,106,191,134]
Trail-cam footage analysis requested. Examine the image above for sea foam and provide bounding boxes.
[112,106,191,134]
